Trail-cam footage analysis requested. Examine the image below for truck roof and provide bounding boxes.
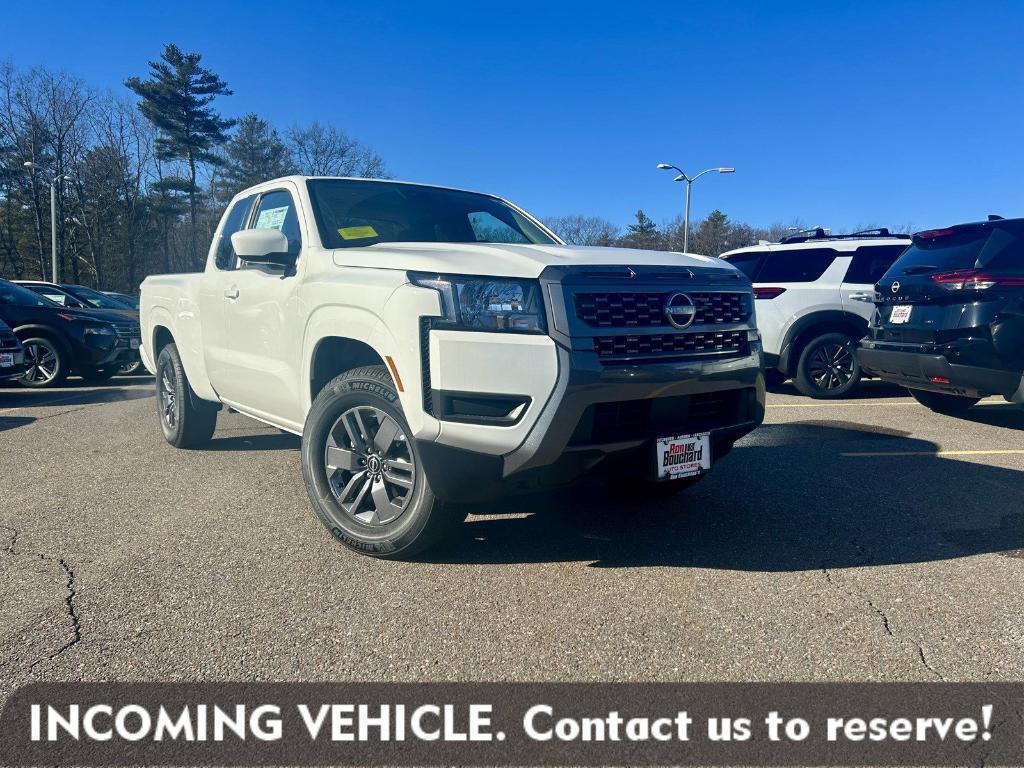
[237,175,506,201]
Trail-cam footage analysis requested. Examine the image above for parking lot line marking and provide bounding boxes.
[842,449,1024,457]
[768,401,917,408]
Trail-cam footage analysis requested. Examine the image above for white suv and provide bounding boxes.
[721,229,909,398]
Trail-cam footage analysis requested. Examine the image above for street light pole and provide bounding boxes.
[23,162,72,283]
[656,163,735,253]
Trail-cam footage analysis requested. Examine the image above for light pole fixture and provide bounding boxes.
[656,163,735,253]
[23,161,73,283]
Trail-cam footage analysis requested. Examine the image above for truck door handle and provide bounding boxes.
[224,288,239,300]
[849,292,874,302]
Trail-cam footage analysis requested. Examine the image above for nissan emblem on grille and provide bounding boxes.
[664,293,697,329]
[891,281,901,294]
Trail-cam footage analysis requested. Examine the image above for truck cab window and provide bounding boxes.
[215,195,255,270]
[252,190,302,258]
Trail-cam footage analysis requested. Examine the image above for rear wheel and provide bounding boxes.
[794,332,861,399]
[18,337,67,388]
[119,360,144,376]
[155,343,217,448]
[908,388,980,414]
[301,365,465,559]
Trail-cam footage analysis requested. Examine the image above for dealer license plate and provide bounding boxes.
[130,338,140,350]
[657,432,711,480]
[0,353,13,367]
[889,305,913,324]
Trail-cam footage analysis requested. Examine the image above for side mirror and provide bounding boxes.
[231,229,294,268]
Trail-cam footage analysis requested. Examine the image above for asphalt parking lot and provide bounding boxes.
[2,376,1023,699]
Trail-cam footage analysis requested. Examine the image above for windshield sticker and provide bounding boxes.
[255,206,289,231]
[338,225,379,240]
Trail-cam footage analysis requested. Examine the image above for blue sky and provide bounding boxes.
[3,0,1022,232]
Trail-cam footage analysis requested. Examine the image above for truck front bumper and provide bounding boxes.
[417,347,764,503]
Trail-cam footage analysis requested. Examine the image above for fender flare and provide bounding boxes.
[779,310,869,377]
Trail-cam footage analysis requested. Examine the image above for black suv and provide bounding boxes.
[858,217,1024,413]
[0,279,141,388]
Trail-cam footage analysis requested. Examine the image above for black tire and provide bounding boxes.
[78,365,118,383]
[18,336,68,388]
[908,388,981,414]
[155,343,217,448]
[609,473,705,499]
[794,332,862,399]
[301,365,465,559]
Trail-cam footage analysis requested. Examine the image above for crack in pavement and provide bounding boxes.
[28,555,82,671]
[821,564,945,681]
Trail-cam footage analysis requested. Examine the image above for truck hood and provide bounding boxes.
[332,242,735,279]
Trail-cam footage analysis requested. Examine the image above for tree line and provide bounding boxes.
[0,45,385,291]
[0,44,895,294]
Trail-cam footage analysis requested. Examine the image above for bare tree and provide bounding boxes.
[287,121,387,178]
[542,214,619,246]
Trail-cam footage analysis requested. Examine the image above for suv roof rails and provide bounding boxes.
[778,227,911,244]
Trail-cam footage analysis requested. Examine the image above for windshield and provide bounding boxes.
[307,179,557,249]
[886,223,1024,278]
[66,285,132,310]
[0,280,57,307]
[21,284,89,308]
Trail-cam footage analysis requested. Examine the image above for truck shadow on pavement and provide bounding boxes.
[425,421,1024,571]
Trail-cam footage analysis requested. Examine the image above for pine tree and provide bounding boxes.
[623,209,662,250]
[217,114,292,201]
[126,44,235,268]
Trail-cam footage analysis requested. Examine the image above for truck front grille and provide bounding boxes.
[593,331,747,363]
[569,390,744,444]
[575,291,749,328]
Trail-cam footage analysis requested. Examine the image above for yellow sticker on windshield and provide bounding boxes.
[338,225,379,240]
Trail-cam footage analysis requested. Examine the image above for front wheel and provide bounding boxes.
[155,343,217,448]
[18,337,68,388]
[301,365,465,559]
[908,388,981,414]
[794,332,862,399]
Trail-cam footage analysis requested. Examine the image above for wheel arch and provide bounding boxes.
[779,311,868,377]
[308,336,387,403]
[11,324,71,356]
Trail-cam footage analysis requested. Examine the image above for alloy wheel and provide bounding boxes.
[324,406,416,526]
[22,341,58,385]
[159,368,177,428]
[807,341,855,391]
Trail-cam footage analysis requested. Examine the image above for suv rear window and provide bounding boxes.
[844,245,908,285]
[722,251,764,280]
[887,224,1024,278]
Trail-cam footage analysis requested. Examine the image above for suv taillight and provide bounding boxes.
[931,269,1024,291]
[753,287,786,299]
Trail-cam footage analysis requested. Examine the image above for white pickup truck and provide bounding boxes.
[140,177,765,558]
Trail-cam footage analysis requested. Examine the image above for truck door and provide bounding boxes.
[199,194,256,392]
[217,185,307,428]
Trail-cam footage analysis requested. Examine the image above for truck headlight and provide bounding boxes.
[84,325,116,336]
[410,273,546,333]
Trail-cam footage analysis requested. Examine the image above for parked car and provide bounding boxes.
[0,279,141,387]
[858,216,1024,413]
[141,176,765,558]
[16,281,143,375]
[103,291,140,311]
[0,318,28,382]
[721,229,910,398]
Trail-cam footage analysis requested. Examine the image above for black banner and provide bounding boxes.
[1,682,1021,765]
